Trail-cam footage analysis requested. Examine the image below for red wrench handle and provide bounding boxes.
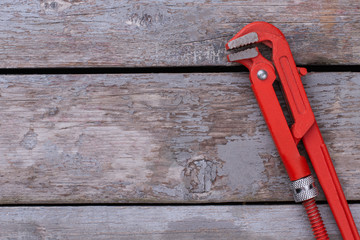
[273,39,359,240]
[303,123,360,240]
[269,33,359,239]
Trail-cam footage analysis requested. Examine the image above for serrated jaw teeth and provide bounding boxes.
[226,32,258,50]
[227,47,258,62]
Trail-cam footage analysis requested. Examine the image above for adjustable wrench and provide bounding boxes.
[226,21,359,240]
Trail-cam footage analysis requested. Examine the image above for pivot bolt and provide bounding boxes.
[257,69,268,80]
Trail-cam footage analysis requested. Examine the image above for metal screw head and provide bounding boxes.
[257,70,268,80]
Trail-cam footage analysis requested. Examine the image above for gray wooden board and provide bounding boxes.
[0,204,359,239]
[0,72,360,204]
[1,0,359,68]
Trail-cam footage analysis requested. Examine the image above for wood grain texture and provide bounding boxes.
[0,72,360,204]
[1,0,359,68]
[0,204,359,239]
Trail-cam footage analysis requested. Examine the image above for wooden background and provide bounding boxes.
[0,0,359,239]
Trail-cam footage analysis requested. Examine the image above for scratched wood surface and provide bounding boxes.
[0,0,359,68]
[0,205,359,239]
[0,72,359,204]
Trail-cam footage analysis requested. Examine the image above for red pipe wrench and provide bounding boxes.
[226,21,359,240]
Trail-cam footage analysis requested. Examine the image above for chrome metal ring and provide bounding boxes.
[290,175,318,202]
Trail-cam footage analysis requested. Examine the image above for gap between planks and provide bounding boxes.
[0,65,359,75]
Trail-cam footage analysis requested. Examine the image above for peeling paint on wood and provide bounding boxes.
[0,72,359,203]
[0,0,359,67]
[0,205,359,239]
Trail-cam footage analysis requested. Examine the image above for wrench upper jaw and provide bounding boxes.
[226,32,259,50]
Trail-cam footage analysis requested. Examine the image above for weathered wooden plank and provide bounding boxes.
[0,204,359,239]
[0,72,360,204]
[1,0,359,68]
